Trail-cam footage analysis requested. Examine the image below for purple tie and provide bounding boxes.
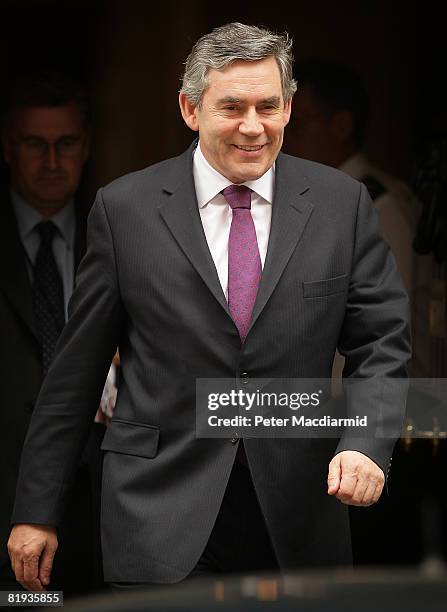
[223,185,262,342]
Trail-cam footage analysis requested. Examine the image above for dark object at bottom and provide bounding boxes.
[63,567,447,611]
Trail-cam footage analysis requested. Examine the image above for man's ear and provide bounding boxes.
[179,92,199,132]
[283,97,292,126]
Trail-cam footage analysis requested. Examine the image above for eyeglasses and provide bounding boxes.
[14,135,85,158]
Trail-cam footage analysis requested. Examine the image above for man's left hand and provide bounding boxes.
[327,451,385,506]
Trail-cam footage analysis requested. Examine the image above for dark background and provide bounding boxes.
[1,0,445,194]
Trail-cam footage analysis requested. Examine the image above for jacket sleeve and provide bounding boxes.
[11,188,124,527]
[335,182,411,476]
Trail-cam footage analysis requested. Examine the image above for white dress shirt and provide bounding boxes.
[11,190,76,321]
[193,142,274,298]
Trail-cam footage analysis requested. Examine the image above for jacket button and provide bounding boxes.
[240,372,249,384]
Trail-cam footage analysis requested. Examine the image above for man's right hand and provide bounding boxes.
[7,524,58,591]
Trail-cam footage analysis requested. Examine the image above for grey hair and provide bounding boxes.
[181,22,297,107]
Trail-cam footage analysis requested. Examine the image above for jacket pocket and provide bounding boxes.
[302,274,348,298]
[100,418,159,458]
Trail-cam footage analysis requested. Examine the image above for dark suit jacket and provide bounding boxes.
[12,143,411,583]
[0,194,103,591]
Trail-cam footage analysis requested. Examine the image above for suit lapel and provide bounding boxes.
[159,146,314,336]
[158,143,231,318]
[0,199,39,342]
[248,153,313,335]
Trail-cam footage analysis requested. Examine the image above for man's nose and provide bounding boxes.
[44,145,60,170]
[239,109,264,137]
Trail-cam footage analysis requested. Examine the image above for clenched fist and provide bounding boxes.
[8,524,58,591]
[327,450,385,506]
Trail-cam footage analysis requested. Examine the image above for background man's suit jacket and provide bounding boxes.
[12,143,411,583]
[0,195,103,592]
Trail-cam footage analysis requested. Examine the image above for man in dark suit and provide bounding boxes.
[0,71,104,593]
[9,23,410,590]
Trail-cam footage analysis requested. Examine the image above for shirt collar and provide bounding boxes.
[10,189,76,247]
[193,141,275,208]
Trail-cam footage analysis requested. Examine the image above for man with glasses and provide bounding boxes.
[0,71,106,594]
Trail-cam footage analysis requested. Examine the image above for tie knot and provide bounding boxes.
[36,221,58,245]
[222,185,252,210]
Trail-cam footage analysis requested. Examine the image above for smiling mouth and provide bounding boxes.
[233,144,266,151]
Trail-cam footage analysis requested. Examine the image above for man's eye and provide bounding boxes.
[223,106,238,111]
[60,138,76,145]
[58,137,79,148]
[25,140,45,149]
[21,140,47,154]
[56,138,82,155]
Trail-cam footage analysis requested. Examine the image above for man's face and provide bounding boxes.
[285,84,355,168]
[286,84,335,164]
[3,102,89,214]
[180,57,291,183]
